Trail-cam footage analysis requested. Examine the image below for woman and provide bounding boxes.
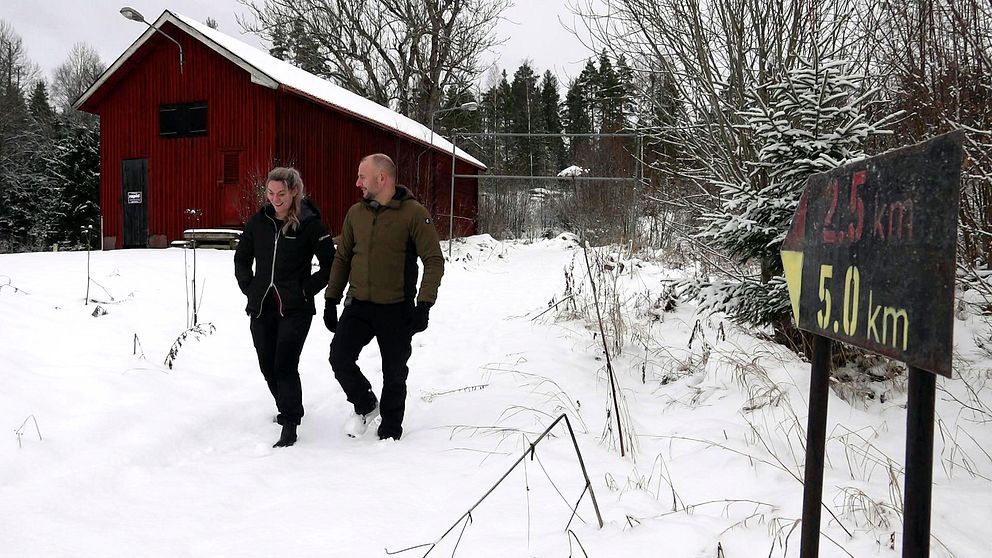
[234,167,335,448]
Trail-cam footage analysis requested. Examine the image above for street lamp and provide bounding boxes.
[418,102,479,185]
[429,101,479,139]
[423,101,478,256]
[424,101,479,180]
[120,6,184,73]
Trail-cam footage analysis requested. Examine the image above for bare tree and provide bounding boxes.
[0,20,47,251]
[871,0,992,267]
[238,0,510,123]
[568,0,882,266]
[0,19,40,101]
[51,42,105,115]
[570,0,873,196]
[566,1,903,357]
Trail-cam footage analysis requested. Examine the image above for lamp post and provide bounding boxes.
[428,101,479,143]
[449,130,458,258]
[120,7,184,73]
[424,102,477,256]
[424,101,478,186]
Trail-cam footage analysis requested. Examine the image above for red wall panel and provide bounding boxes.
[95,22,276,248]
[275,93,479,238]
[90,22,479,247]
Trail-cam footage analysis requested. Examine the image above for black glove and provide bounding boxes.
[410,302,432,334]
[323,300,339,332]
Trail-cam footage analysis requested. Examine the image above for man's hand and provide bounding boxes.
[323,300,339,332]
[410,302,432,334]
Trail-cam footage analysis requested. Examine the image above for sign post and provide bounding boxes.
[903,366,937,556]
[781,131,963,558]
[799,334,832,558]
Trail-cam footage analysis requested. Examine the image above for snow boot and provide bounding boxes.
[273,423,297,448]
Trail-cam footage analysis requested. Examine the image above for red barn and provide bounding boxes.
[75,10,485,249]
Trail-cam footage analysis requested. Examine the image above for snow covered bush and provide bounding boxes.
[683,59,896,348]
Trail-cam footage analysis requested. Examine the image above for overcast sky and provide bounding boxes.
[4,0,593,89]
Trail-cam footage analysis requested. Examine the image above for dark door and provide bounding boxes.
[221,151,241,225]
[122,158,148,247]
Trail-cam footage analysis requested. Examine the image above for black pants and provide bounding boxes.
[329,299,413,439]
[250,296,313,426]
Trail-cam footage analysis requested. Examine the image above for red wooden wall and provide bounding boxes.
[89,22,276,248]
[275,93,479,239]
[85,21,479,247]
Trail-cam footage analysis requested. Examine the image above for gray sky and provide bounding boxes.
[4,0,592,89]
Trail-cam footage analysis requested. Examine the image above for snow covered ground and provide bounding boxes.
[1,235,990,557]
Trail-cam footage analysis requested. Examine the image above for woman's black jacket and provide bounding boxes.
[233,199,335,317]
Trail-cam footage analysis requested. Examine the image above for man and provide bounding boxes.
[324,153,444,440]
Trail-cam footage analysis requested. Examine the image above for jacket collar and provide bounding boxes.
[363,185,414,211]
[260,198,319,222]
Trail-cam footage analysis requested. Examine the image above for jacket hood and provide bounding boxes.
[394,185,415,202]
[362,185,415,210]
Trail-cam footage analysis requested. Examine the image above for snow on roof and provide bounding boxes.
[76,10,485,170]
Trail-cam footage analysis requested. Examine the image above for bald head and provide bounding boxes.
[360,153,396,181]
[356,153,398,205]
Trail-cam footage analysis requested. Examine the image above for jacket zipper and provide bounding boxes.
[369,207,378,301]
[257,215,283,318]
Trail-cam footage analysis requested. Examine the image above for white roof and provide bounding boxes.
[75,10,485,169]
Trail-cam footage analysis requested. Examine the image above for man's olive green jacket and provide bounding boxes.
[326,185,444,305]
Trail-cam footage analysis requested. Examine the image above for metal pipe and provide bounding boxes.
[448,132,457,259]
[455,174,638,182]
[800,334,832,558]
[903,367,936,558]
[443,131,640,138]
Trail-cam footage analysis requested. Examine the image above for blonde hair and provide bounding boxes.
[266,167,305,234]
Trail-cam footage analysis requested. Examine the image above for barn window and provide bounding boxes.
[222,152,240,184]
[159,101,208,138]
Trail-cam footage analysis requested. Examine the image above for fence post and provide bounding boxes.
[448,132,457,259]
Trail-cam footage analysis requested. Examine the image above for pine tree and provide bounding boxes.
[291,20,325,76]
[28,81,54,125]
[268,28,289,60]
[507,62,544,177]
[595,50,623,134]
[616,55,635,128]
[479,82,499,169]
[539,71,565,174]
[0,22,47,251]
[564,61,596,165]
[478,70,512,173]
[686,59,897,332]
[47,115,100,247]
[641,63,680,171]
[592,51,633,177]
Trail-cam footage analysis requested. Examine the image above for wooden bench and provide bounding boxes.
[175,228,242,249]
